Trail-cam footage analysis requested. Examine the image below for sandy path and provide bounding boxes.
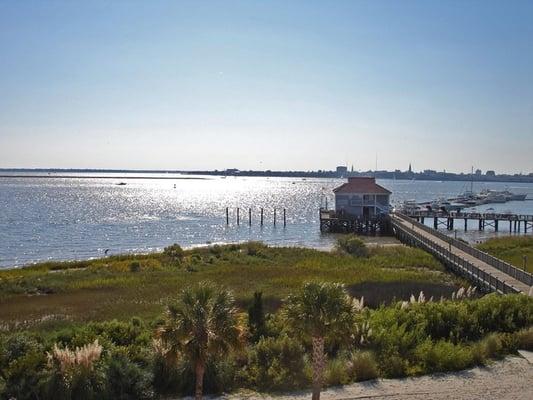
[212,356,532,400]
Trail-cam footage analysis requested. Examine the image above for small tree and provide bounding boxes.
[156,282,243,400]
[336,235,369,257]
[248,291,266,342]
[284,282,358,400]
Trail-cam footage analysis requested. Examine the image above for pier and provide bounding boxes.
[319,209,391,234]
[392,213,532,295]
[404,210,533,233]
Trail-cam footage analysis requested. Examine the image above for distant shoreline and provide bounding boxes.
[1,168,533,183]
[0,175,208,180]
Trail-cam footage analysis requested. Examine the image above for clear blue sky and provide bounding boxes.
[1,0,532,173]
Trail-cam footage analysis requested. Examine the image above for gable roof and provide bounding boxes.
[333,177,391,195]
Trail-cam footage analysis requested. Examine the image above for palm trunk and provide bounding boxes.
[311,336,325,400]
[195,360,205,400]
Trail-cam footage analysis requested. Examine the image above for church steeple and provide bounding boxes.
[408,163,412,173]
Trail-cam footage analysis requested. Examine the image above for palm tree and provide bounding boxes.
[284,282,358,400]
[157,282,243,400]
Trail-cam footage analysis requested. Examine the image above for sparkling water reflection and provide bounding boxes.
[1,174,532,268]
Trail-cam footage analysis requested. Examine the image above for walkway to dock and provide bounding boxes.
[391,213,532,295]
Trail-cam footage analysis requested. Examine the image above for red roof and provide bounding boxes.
[333,177,391,194]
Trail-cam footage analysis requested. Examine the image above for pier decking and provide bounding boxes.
[404,210,533,232]
[392,213,532,295]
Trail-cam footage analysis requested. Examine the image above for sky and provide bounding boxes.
[0,1,532,173]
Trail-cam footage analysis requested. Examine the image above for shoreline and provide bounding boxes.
[0,236,403,271]
[0,175,208,180]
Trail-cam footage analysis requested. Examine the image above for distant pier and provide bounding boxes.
[404,210,533,233]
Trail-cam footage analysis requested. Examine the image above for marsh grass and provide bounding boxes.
[0,243,460,332]
[477,236,533,273]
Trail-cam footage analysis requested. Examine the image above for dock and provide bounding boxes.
[392,213,532,295]
[319,209,391,234]
[404,210,533,232]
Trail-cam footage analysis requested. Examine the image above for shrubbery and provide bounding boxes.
[241,335,308,391]
[0,292,532,399]
[163,244,184,264]
[336,235,369,257]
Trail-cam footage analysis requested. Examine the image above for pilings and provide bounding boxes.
[225,207,286,227]
[411,212,533,234]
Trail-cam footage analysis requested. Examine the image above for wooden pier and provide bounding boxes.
[404,210,533,233]
[392,213,532,295]
[319,209,391,234]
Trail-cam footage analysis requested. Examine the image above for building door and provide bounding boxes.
[362,206,370,218]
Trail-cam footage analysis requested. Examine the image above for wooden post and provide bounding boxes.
[434,217,438,229]
[226,207,229,225]
[464,218,468,231]
[249,208,252,226]
[274,209,277,226]
[260,208,264,226]
[283,208,286,227]
[509,220,512,232]
[478,219,482,231]
[495,220,499,232]
[237,208,240,225]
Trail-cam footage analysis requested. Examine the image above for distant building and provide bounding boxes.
[333,177,391,218]
[486,170,496,176]
[475,169,482,175]
[336,166,348,177]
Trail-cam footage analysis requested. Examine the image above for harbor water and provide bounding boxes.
[1,173,533,269]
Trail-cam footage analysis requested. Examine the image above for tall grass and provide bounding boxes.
[477,236,533,273]
[0,243,459,331]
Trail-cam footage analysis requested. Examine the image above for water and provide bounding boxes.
[1,173,533,268]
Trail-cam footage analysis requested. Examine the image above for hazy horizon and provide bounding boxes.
[1,1,532,173]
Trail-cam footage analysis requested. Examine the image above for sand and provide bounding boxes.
[212,356,532,400]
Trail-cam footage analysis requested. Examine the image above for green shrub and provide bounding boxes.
[0,334,48,400]
[152,354,182,396]
[242,335,308,391]
[163,244,184,264]
[414,340,475,373]
[129,261,141,273]
[325,357,351,386]
[347,351,378,382]
[245,241,266,257]
[516,327,533,351]
[379,352,408,378]
[481,333,504,359]
[248,291,266,342]
[105,353,154,399]
[336,236,369,257]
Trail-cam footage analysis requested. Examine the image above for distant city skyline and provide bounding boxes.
[1,1,532,173]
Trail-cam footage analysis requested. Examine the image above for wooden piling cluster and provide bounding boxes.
[225,207,287,227]
[319,209,391,235]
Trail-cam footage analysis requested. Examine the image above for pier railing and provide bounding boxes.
[391,217,521,294]
[405,210,533,221]
[394,213,533,287]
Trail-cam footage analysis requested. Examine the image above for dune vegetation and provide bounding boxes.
[1,238,532,400]
[0,240,457,331]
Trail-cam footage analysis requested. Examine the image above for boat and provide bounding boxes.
[116,182,127,186]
